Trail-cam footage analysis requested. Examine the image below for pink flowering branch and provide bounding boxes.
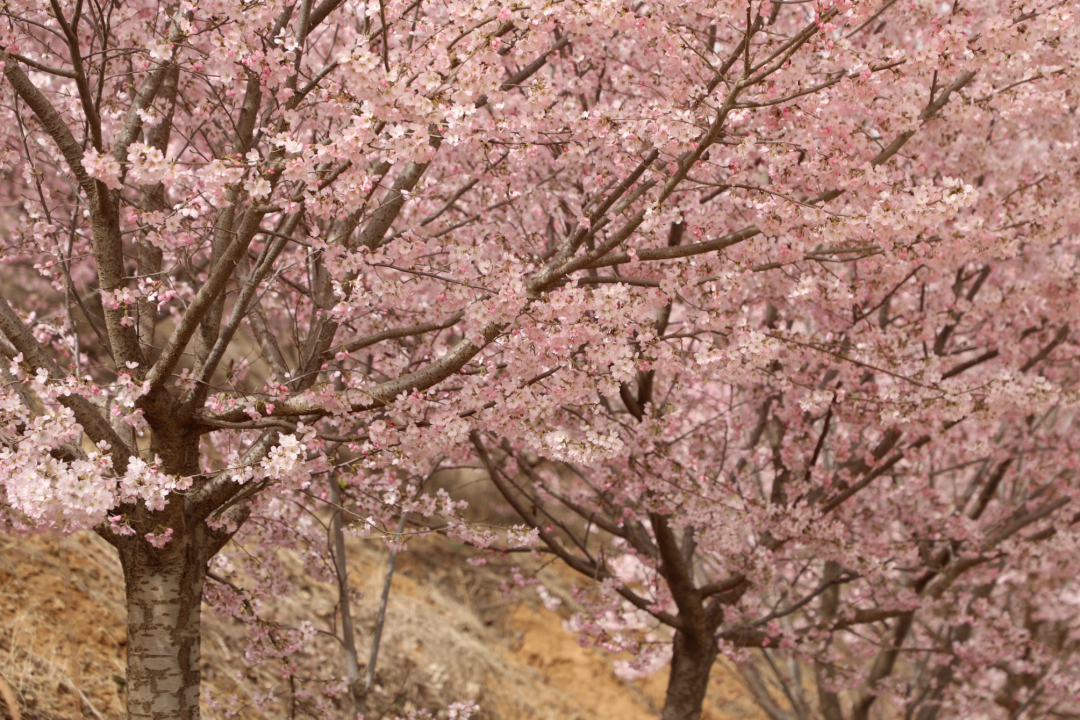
[0,293,131,471]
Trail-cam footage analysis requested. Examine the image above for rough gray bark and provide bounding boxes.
[119,535,209,720]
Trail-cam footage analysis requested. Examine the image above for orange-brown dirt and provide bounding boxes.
[0,530,771,720]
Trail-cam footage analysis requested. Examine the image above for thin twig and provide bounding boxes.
[365,512,408,692]
[329,477,361,704]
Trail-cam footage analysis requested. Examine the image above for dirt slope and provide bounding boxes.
[0,531,768,720]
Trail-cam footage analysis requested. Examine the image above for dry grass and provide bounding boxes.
[0,534,125,720]
[0,669,22,720]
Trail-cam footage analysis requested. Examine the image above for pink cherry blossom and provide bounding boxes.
[0,0,1078,718]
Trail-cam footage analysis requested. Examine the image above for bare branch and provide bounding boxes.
[471,431,686,629]
[340,311,464,355]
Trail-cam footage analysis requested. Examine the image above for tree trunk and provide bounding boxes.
[119,537,208,720]
[661,629,719,720]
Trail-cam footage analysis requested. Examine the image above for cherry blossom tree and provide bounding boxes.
[460,3,1080,717]
[474,312,1079,720]
[0,0,1077,718]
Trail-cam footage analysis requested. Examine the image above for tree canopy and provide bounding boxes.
[0,0,1077,718]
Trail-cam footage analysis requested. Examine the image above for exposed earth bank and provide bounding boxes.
[0,531,768,720]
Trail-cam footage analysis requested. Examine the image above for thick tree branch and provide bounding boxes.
[651,513,710,634]
[146,206,276,394]
[2,56,97,196]
[471,431,686,630]
[191,210,305,403]
[474,35,571,109]
[340,311,464,355]
[0,293,130,471]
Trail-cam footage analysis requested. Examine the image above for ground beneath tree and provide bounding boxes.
[0,531,768,720]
